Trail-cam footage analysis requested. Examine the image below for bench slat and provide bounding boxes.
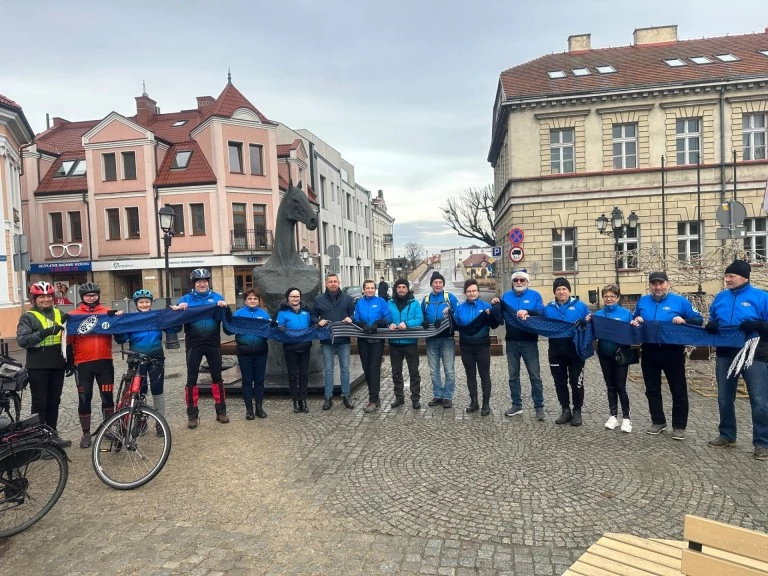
[588,543,682,575]
[603,533,684,562]
[650,539,687,550]
[579,544,676,576]
[683,515,768,564]
[566,560,622,576]
[682,549,768,576]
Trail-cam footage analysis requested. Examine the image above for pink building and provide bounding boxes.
[21,81,317,308]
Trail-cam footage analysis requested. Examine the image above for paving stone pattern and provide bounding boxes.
[2,336,767,575]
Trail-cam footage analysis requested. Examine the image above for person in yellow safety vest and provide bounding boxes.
[15,281,71,449]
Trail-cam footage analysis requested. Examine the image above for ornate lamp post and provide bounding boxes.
[158,204,180,349]
[595,207,639,290]
[356,255,362,286]
[300,245,309,264]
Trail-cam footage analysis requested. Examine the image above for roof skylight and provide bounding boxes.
[596,65,616,74]
[572,67,591,76]
[664,58,686,67]
[54,159,86,178]
[547,70,567,79]
[690,56,712,65]
[171,151,192,170]
[759,50,768,57]
[171,120,187,127]
[715,53,739,62]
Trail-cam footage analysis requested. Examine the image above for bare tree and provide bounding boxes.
[442,184,495,247]
[404,242,425,271]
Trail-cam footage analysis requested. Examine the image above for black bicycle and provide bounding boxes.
[0,355,27,423]
[0,414,68,538]
[91,351,171,490]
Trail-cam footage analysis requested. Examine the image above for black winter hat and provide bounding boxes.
[430,271,445,285]
[552,277,571,293]
[393,278,409,290]
[725,259,751,279]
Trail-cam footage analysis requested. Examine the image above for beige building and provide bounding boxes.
[489,26,768,303]
[371,190,394,282]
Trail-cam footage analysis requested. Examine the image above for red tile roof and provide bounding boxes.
[154,141,216,188]
[205,83,276,125]
[277,138,302,158]
[138,110,203,144]
[34,120,100,154]
[500,31,768,101]
[35,152,87,195]
[278,174,290,191]
[463,253,492,267]
[0,93,21,109]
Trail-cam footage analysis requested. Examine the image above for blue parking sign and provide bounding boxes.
[492,246,502,257]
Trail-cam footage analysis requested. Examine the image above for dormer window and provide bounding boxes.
[54,159,86,177]
[760,50,768,57]
[664,58,686,67]
[596,65,616,74]
[547,70,567,79]
[171,120,187,127]
[572,68,591,76]
[690,56,712,65]
[715,53,739,62]
[171,151,192,170]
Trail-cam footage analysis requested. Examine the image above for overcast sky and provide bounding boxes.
[2,1,765,256]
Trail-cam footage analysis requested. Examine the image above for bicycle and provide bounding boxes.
[0,414,68,538]
[91,351,172,490]
[0,354,28,423]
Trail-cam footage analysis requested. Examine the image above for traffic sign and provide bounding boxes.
[326,244,341,258]
[509,246,525,262]
[509,228,524,245]
[491,246,502,257]
[716,200,747,227]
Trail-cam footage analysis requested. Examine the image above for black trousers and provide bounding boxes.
[549,353,585,410]
[597,353,630,418]
[27,368,65,430]
[460,343,491,401]
[76,359,115,431]
[284,347,311,401]
[640,344,688,429]
[185,344,223,387]
[358,339,384,403]
[389,343,420,400]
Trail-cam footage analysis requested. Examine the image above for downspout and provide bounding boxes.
[83,190,95,282]
[719,86,726,203]
[153,186,162,299]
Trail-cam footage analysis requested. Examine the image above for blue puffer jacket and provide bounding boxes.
[501,288,545,342]
[544,297,590,357]
[177,289,225,347]
[422,291,459,339]
[453,299,499,346]
[592,303,633,357]
[387,294,423,346]
[709,282,768,359]
[229,305,271,356]
[354,295,392,327]
[114,311,181,359]
[633,293,703,325]
[276,301,312,353]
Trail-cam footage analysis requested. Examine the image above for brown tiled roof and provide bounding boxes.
[35,120,100,154]
[277,138,302,158]
[154,141,216,188]
[205,83,276,125]
[137,110,203,144]
[0,93,21,109]
[463,253,492,267]
[500,31,768,101]
[35,152,87,195]
[278,174,290,191]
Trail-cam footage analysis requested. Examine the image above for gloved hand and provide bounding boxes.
[740,319,764,334]
[704,320,720,334]
[50,324,63,335]
[224,306,233,320]
[269,319,279,328]
[60,313,70,323]
[65,363,75,377]
[365,325,377,335]
[422,319,431,330]
[434,318,443,330]
[106,309,118,316]
[574,319,588,329]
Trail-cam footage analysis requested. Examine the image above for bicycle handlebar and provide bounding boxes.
[123,350,163,367]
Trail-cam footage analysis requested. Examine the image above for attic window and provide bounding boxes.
[547,70,567,79]
[715,53,739,62]
[664,58,686,67]
[171,151,192,170]
[54,160,86,178]
[596,65,616,74]
[171,120,187,127]
[758,50,768,57]
[690,56,712,64]
[572,68,591,76]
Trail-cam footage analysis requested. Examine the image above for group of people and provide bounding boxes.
[15,261,768,461]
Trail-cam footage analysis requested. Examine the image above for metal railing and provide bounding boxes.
[230,229,273,251]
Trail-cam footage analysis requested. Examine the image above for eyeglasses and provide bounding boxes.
[513,279,527,284]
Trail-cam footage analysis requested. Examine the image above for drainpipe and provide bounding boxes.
[153,186,163,299]
[83,190,95,282]
[719,86,726,203]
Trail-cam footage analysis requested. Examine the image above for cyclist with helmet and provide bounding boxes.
[172,268,229,428]
[67,282,123,448]
[15,281,71,449]
[114,289,180,436]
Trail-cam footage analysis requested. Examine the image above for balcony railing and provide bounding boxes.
[230,229,274,252]
[383,233,393,244]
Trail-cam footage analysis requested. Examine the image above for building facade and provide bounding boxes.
[489,26,768,301]
[0,94,34,336]
[371,189,395,282]
[440,246,493,278]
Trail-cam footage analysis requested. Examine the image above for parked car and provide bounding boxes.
[342,285,362,302]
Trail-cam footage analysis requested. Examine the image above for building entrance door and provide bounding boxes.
[234,268,253,307]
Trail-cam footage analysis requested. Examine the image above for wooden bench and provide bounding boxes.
[565,515,768,576]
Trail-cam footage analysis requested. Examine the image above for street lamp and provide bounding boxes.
[158,204,180,349]
[356,255,362,286]
[300,245,309,263]
[595,207,639,289]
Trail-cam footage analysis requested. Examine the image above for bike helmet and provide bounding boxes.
[189,268,211,281]
[29,281,55,297]
[132,289,154,303]
[78,282,101,299]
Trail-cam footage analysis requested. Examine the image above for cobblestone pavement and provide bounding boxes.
[2,338,767,575]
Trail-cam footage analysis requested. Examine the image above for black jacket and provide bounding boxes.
[16,307,67,370]
[310,290,355,344]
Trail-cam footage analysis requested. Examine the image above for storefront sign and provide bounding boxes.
[30,261,92,273]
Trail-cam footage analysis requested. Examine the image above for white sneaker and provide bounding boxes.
[605,415,619,430]
[621,418,632,433]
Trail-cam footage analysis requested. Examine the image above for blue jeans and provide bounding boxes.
[716,356,768,448]
[320,342,351,398]
[425,337,455,400]
[506,340,544,408]
[238,353,267,403]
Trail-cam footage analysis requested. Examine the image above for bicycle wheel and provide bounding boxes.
[91,406,171,490]
[0,443,68,538]
[1,392,21,422]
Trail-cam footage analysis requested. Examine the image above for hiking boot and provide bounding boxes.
[363,401,380,413]
[300,400,309,413]
[535,407,545,421]
[245,401,255,420]
[293,401,301,413]
[323,397,333,411]
[671,428,686,440]
[427,398,443,407]
[504,405,523,417]
[466,397,479,413]
[391,397,405,408]
[555,408,572,425]
[442,399,453,409]
[188,417,199,429]
[216,412,230,424]
[605,415,620,430]
[51,432,72,449]
[342,396,354,409]
[645,423,667,435]
[708,436,736,448]
[79,432,91,449]
[621,418,632,433]
[411,399,421,409]
[255,402,267,418]
[753,447,768,461]
[570,409,582,427]
[481,400,491,416]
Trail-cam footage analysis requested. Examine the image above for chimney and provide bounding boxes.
[135,94,157,124]
[568,34,591,52]
[52,117,69,128]
[378,189,384,199]
[197,96,215,110]
[633,25,678,46]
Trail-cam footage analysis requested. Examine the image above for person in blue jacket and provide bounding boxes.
[422,271,460,408]
[225,289,271,420]
[387,278,424,410]
[453,278,499,416]
[591,283,634,433]
[704,260,768,461]
[276,287,313,414]
[172,268,230,428]
[544,277,590,426]
[354,279,392,413]
[631,271,703,440]
[114,289,180,436]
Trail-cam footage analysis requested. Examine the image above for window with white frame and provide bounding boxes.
[68,211,82,242]
[50,212,64,243]
[106,208,121,240]
[677,221,702,263]
[743,217,768,262]
[102,153,117,181]
[228,142,243,173]
[552,228,576,271]
[125,207,140,238]
[617,226,639,269]
[612,123,637,169]
[122,151,136,180]
[190,203,206,235]
[550,128,575,174]
[169,204,185,235]
[676,118,701,165]
[743,113,767,161]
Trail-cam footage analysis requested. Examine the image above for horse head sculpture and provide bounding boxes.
[262,180,318,270]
